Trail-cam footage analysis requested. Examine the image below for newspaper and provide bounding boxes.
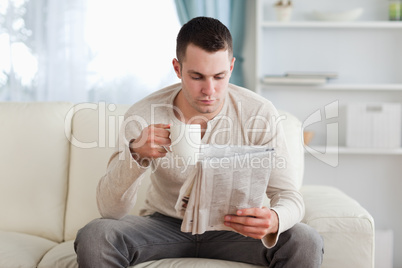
[175,146,274,235]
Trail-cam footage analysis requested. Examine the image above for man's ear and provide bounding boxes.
[230,57,236,73]
[172,58,182,79]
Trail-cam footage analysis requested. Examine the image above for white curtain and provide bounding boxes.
[0,0,180,103]
[45,0,88,102]
[0,0,87,102]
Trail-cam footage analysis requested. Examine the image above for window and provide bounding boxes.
[85,0,181,103]
[0,0,181,103]
[0,0,37,101]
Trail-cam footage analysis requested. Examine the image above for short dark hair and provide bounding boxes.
[176,16,233,64]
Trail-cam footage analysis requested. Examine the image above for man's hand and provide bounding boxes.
[129,124,171,165]
[224,207,279,239]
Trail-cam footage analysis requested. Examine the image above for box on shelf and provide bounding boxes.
[346,103,401,148]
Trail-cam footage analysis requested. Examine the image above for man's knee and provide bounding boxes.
[296,224,322,248]
[74,218,123,255]
[284,223,324,262]
[75,219,105,250]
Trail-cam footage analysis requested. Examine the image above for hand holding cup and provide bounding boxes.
[129,124,171,164]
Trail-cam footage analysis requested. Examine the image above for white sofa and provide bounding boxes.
[0,102,375,268]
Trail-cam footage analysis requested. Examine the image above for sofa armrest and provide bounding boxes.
[300,185,375,268]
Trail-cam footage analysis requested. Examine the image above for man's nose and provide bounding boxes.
[202,79,215,96]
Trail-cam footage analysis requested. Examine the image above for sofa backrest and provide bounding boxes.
[0,102,73,243]
[279,110,304,189]
[63,103,131,241]
[0,102,304,243]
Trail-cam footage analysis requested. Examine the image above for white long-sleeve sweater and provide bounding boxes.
[96,83,304,248]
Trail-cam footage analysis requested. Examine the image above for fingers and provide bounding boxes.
[152,124,171,138]
[130,124,172,160]
[153,123,171,129]
[224,207,278,239]
[155,146,167,154]
[237,207,271,219]
[153,136,171,147]
[224,214,268,228]
[133,124,171,148]
[224,221,268,239]
[149,125,171,151]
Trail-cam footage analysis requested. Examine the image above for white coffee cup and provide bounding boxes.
[169,124,201,166]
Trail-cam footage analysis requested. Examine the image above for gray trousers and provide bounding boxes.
[74,213,323,268]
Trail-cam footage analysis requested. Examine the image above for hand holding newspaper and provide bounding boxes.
[175,146,274,235]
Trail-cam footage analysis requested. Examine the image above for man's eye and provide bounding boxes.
[215,76,224,80]
[192,76,202,80]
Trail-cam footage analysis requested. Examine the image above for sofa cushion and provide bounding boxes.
[38,240,264,268]
[301,185,375,268]
[0,102,73,242]
[0,230,57,268]
[64,103,131,241]
[38,240,78,268]
[133,258,264,268]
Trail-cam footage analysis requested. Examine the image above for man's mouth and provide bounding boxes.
[199,99,215,105]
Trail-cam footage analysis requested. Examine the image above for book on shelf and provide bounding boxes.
[285,71,339,79]
[262,75,327,85]
[262,71,338,86]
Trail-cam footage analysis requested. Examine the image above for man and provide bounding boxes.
[75,17,323,267]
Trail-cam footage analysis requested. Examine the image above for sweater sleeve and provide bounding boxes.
[96,145,149,219]
[260,106,305,248]
[96,111,150,219]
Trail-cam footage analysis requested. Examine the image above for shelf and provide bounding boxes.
[261,21,402,29]
[305,146,402,155]
[260,83,402,91]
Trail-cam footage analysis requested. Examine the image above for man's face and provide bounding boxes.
[173,44,235,119]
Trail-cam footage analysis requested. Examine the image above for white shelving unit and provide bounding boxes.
[261,21,402,29]
[255,21,402,95]
[306,146,402,155]
[255,0,402,146]
[252,0,402,266]
[261,83,402,91]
